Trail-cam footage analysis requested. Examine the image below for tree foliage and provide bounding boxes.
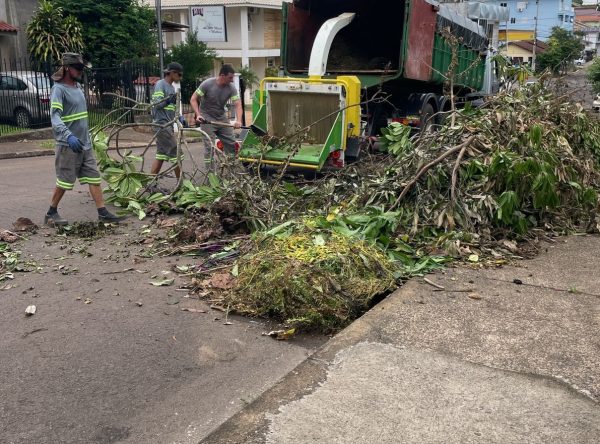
[238,65,259,88]
[165,32,216,102]
[588,58,600,93]
[53,0,156,67]
[26,0,84,65]
[536,27,584,74]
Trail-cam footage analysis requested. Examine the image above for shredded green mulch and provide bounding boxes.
[224,229,397,332]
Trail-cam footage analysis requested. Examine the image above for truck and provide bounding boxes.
[238,0,497,171]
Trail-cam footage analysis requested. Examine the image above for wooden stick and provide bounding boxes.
[450,143,469,204]
[423,277,445,290]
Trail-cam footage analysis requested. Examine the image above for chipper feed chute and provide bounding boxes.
[239,76,361,170]
[239,12,361,170]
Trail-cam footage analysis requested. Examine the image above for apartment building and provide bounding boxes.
[495,0,575,42]
[146,0,282,81]
[0,0,38,61]
[575,4,600,58]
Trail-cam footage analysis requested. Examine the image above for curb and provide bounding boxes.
[0,140,207,161]
[0,128,53,143]
[0,150,54,160]
[200,284,409,444]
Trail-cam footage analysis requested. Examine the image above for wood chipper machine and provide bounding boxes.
[238,12,362,170]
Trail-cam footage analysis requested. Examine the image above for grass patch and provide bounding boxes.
[39,140,55,149]
[0,124,27,138]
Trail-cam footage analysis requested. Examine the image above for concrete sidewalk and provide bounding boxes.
[0,127,156,160]
[203,235,600,443]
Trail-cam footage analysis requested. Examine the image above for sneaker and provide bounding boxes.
[98,211,127,223]
[44,212,68,226]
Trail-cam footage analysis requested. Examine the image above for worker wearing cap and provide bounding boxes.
[44,52,125,226]
[151,62,185,178]
[190,64,243,159]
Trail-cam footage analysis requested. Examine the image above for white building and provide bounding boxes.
[145,0,282,81]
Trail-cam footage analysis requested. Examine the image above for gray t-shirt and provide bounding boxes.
[195,78,239,122]
[151,79,176,124]
[50,82,91,150]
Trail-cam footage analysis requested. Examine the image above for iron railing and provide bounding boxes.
[0,58,197,137]
[0,58,53,135]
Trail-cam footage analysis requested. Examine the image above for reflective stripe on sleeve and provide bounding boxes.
[62,111,88,123]
[51,101,63,110]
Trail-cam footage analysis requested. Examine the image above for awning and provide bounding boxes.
[467,2,510,22]
[162,20,189,32]
[154,19,190,32]
[0,21,18,33]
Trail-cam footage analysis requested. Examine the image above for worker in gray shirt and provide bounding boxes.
[190,64,243,159]
[151,62,185,178]
[44,52,125,226]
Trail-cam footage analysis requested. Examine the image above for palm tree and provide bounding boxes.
[27,0,84,67]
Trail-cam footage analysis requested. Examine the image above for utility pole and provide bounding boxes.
[156,0,164,77]
[531,0,540,71]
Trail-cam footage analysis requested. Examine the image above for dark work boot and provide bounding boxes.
[44,212,68,226]
[98,208,127,223]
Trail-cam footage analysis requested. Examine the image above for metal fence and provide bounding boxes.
[85,61,162,129]
[0,58,53,135]
[0,58,194,137]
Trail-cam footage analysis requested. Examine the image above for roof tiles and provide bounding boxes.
[0,21,18,33]
[144,0,282,8]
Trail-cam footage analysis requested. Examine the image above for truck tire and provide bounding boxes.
[420,103,435,133]
[14,108,32,129]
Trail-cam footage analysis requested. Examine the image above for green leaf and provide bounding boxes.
[312,234,326,246]
[150,278,174,286]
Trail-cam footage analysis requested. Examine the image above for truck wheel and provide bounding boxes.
[14,108,32,128]
[420,103,435,133]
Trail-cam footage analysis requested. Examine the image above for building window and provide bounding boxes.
[510,17,516,24]
[267,58,275,68]
[500,2,507,7]
[248,15,253,32]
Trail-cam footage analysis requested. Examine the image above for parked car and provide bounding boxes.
[0,71,51,128]
[593,94,600,113]
[575,58,585,66]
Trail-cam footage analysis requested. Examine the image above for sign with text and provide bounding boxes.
[190,6,227,42]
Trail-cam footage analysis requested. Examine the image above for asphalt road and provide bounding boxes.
[0,155,326,443]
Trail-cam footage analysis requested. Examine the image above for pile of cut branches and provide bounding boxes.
[93,81,600,332]
[366,80,600,237]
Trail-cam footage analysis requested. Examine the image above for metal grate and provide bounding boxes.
[268,91,339,143]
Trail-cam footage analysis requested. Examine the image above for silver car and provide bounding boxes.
[0,71,51,128]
